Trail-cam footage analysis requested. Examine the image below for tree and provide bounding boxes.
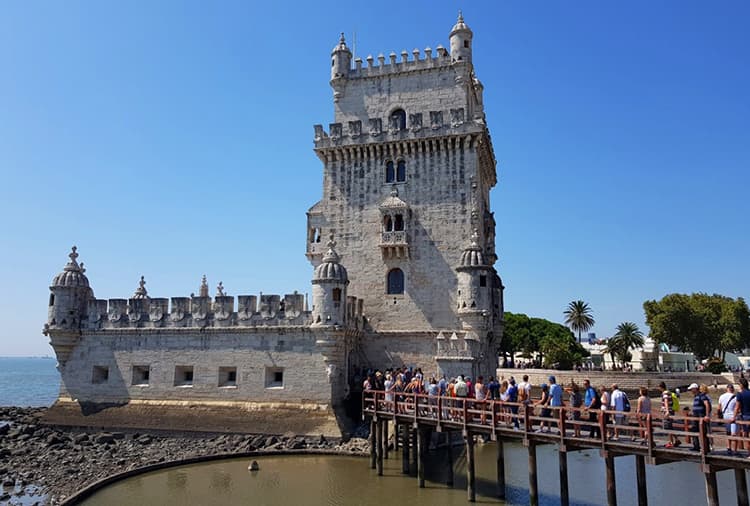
[613,322,644,356]
[644,293,750,361]
[502,312,590,369]
[564,300,595,344]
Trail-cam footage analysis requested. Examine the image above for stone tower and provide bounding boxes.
[308,14,503,378]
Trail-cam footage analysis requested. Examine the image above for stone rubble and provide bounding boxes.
[0,407,369,506]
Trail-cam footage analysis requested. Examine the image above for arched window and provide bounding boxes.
[387,268,404,295]
[385,161,395,183]
[396,160,406,182]
[391,109,406,131]
[383,215,393,232]
[394,214,404,231]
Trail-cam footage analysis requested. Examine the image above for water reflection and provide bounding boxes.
[79,442,743,506]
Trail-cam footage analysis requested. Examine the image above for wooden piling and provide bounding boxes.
[376,420,384,476]
[369,419,376,470]
[418,428,426,488]
[466,432,476,502]
[559,449,569,506]
[401,424,410,474]
[528,442,538,506]
[446,432,454,487]
[736,468,748,506]
[705,469,719,506]
[496,439,506,499]
[384,420,389,459]
[635,455,648,506]
[410,427,418,477]
[605,453,617,506]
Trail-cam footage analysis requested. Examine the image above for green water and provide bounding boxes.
[78,442,742,506]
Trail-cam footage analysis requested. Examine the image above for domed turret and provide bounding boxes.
[331,33,352,81]
[449,11,473,63]
[48,246,93,331]
[456,231,491,316]
[312,235,349,326]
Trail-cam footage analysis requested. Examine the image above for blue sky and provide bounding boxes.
[1,1,748,355]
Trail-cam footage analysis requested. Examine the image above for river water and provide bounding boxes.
[78,441,741,506]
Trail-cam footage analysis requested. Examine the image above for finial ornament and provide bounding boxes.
[327,232,336,250]
[458,10,463,23]
[80,262,86,274]
[216,281,225,297]
[391,184,399,197]
[133,275,148,298]
[340,32,346,44]
[63,245,82,272]
[199,275,209,297]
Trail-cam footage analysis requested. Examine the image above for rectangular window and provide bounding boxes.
[218,366,238,387]
[265,367,284,389]
[479,275,487,287]
[49,294,55,306]
[132,365,150,386]
[174,366,194,387]
[92,366,109,384]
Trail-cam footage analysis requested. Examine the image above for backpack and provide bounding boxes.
[517,384,528,402]
[622,392,631,412]
[670,392,680,413]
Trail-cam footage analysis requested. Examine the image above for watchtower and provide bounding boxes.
[308,13,504,376]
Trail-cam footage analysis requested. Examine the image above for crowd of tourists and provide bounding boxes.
[362,367,750,457]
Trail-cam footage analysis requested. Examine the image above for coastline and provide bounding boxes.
[0,406,369,505]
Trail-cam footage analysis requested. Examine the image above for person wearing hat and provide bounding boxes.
[507,377,520,429]
[689,383,711,451]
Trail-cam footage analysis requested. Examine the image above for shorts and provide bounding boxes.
[541,408,552,418]
[726,422,738,435]
[614,415,627,426]
[740,415,750,436]
[663,415,674,430]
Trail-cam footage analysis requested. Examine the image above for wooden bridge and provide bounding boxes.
[362,390,750,506]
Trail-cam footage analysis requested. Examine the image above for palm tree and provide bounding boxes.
[603,336,622,369]
[612,322,645,362]
[563,300,595,344]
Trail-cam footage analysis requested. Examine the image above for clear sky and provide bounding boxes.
[1,1,748,356]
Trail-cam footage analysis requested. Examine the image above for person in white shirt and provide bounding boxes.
[719,383,738,454]
[609,384,626,440]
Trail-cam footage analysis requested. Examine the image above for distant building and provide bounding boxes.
[43,15,504,436]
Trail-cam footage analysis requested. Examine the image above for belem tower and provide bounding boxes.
[43,14,504,437]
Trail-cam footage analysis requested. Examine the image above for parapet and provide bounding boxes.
[345,45,455,80]
[83,290,366,331]
[313,106,484,150]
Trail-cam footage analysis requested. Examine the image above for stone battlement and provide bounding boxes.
[313,109,484,150]
[78,291,365,330]
[346,45,453,79]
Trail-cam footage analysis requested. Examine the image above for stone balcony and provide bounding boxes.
[380,231,408,259]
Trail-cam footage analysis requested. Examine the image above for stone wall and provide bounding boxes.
[58,328,343,406]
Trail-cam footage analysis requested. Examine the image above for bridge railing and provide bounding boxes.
[362,389,749,460]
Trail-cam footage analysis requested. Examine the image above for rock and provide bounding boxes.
[0,492,10,502]
[95,433,115,444]
[73,434,89,444]
[111,432,125,440]
[0,424,9,436]
[2,478,14,487]
[248,460,259,471]
[264,436,278,448]
[136,435,152,445]
[251,435,265,448]
[288,439,306,450]
[46,435,64,446]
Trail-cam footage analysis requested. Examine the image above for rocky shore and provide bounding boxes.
[0,407,369,505]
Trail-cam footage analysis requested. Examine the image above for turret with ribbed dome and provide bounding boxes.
[48,246,93,331]
[449,11,473,63]
[456,230,492,317]
[312,234,349,326]
[330,32,352,82]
